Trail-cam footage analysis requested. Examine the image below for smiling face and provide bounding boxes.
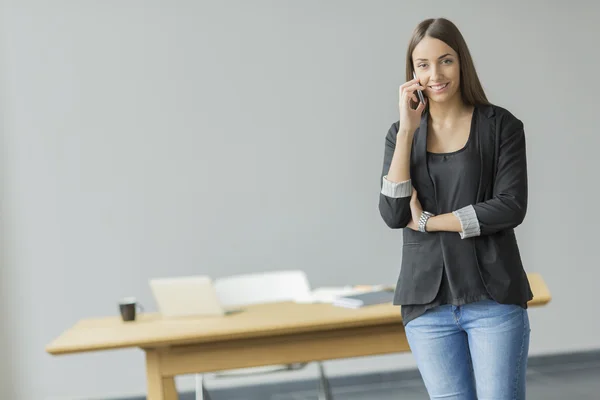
[412,36,461,105]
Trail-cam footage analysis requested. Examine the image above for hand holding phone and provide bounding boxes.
[398,76,426,135]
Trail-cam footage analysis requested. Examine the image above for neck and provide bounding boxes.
[428,94,469,123]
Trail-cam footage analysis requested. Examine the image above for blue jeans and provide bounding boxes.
[404,299,530,400]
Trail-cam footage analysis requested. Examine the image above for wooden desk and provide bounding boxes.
[46,273,551,400]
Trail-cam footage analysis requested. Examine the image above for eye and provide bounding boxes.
[417,63,428,68]
[442,59,453,64]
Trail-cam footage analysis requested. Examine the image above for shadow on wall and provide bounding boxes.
[0,94,16,399]
[0,157,15,398]
[0,268,15,399]
[0,191,15,398]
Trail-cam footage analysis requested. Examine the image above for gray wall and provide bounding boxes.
[1,1,599,399]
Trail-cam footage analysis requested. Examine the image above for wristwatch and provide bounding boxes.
[418,211,434,233]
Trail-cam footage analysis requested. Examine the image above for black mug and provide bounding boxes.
[119,297,144,322]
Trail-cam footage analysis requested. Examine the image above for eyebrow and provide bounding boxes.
[415,53,453,62]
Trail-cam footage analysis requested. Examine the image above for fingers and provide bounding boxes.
[401,82,425,95]
[407,82,425,90]
[400,84,426,105]
[399,80,424,97]
[399,80,427,114]
[404,95,427,112]
[399,78,419,91]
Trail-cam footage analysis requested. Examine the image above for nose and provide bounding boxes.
[430,64,442,81]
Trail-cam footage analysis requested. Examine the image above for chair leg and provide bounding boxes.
[317,361,333,400]
[195,374,213,400]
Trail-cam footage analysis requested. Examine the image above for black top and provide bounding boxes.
[401,112,491,325]
[379,105,534,317]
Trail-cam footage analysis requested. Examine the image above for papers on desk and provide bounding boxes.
[294,286,358,304]
[332,289,395,309]
[294,285,394,308]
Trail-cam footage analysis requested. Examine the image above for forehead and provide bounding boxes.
[412,37,456,60]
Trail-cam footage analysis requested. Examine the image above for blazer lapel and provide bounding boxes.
[410,111,436,208]
[476,104,496,201]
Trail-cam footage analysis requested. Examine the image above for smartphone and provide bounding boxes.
[413,71,425,104]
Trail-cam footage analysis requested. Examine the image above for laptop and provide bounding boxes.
[149,275,240,318]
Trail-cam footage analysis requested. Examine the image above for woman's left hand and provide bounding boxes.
[407,189,423,231]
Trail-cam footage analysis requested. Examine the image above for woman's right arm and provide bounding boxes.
[378,79,425,229]
[378,124,414,229]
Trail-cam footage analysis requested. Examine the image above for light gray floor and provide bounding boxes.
[128,351,600,400]
[268,364,600,400]
[212,355,600,400]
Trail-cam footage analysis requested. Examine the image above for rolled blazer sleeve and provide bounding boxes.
[457,118,528,237]
[378,123,413,229]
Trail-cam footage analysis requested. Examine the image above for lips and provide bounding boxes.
[429,83,449,91]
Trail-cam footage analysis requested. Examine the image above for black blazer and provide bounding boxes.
[379,104,533,306]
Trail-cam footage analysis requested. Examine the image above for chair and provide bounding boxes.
[195,270,333,400]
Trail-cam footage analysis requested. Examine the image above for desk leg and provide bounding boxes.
[146,349,179,400]
[317,361,333,400]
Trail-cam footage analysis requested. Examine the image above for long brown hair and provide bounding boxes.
[405,18,490,106]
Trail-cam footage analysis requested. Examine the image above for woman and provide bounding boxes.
[379,18,533,399]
